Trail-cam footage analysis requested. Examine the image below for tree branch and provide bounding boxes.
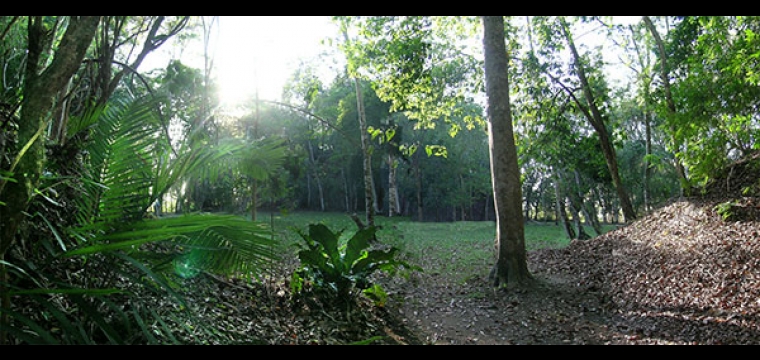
[0,16,19,43]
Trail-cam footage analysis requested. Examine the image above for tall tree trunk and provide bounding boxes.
[387,153,400,216]
[554,171,576,240]
[482,16,531,289]
[0,16,101,345]
[583,198,604,236]
[574,170,603,236]
[567,171,590,239]
[523,179,534,221]
[642,16,689,195]
[540,181,550,222]
[306,140,325,211]
[643,111,653,213]
[343,25,376,227]
[414,150,423,222]
[558,17,637,222]
[627,23,655,213]
[353,77,375,228]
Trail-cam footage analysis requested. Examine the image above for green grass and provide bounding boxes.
[260,210,409,246]
[259,211,616,284]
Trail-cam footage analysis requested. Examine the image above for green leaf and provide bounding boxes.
[132,306,158,344]
[69,295,123,344]
[0,309,59,344]
[28,294,90,344]
[308,223,341,262]
[344,226,375,266]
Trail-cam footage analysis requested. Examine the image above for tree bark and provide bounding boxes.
[554,170,576,240]
[574,170,603,236]
[306,140,325,211]
[1,15,100,256]
[0,15,101,346]
[353,77,375,227]
[482,16,531,289]
[387,153,400,216]
[644,111,653,213]
[414,148,423,222]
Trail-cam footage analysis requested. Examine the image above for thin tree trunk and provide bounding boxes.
[554,171,576,240]
[568,194,590,240]
[627,23,655,212]
[388,153,400,217]
[540,181,550,222]
[482,16,531,289]
[414,150,423,222]
[643,111,653,213]
[642,16,688,195]
[558,17,636,222]
[583,198,603,236]
[317,177,325,212]
[574,170,603,236]
[523,180,533,221]
[306,140,325,211]
[353,77,375,227]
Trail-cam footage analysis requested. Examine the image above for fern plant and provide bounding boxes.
[1,93,285,344]
[291,223,419,307]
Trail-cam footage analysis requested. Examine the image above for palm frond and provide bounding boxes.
[73,94,168,228]
[238,138,289,181]
[66,213,278,279]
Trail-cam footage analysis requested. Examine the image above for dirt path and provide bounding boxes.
[384,269,630,345]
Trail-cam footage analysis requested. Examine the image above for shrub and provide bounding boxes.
[290,223,418,306]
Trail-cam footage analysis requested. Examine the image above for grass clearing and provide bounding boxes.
[261,211,616,284]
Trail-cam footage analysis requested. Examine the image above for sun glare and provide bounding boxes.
[213,16,337,107]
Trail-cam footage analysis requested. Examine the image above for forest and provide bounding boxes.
[0,16,758,345]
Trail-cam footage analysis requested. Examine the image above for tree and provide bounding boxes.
[556,17,637,222]
[0,16,283,344]
[481,16,531,288]
[661,16,760,188]
[339,26,377,230]
[0,17,100,344]
[642,16,689,193]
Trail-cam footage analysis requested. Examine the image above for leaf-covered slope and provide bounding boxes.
[531,154,760,344]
